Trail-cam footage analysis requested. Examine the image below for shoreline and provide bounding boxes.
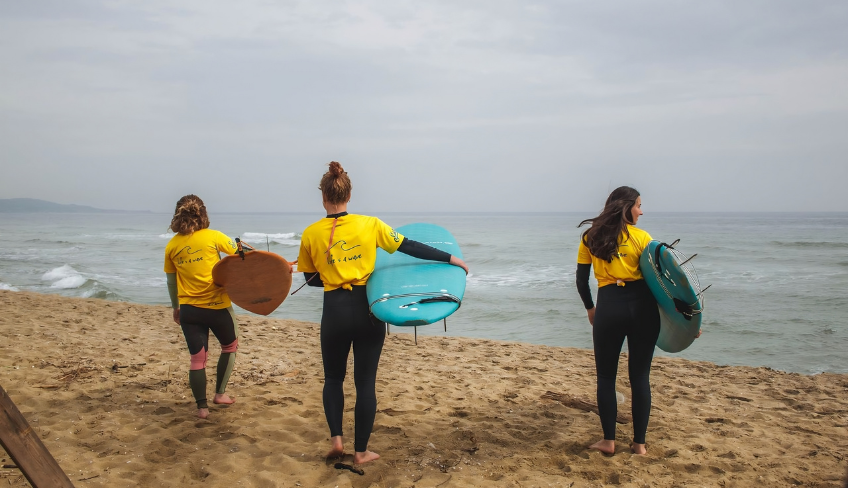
[1,290,846,487]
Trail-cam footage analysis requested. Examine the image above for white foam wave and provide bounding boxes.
[242,232,296,240]
[42,264,78,281]
[241,232,301,247]
[52,276,87,289]
[42,265,87,289]
[0,282,19,291]
[159,233,175,239]
[272,238,302,247]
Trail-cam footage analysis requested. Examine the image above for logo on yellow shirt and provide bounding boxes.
[174,245,200,257]
[326,240,363,265]
[175,246,203,266]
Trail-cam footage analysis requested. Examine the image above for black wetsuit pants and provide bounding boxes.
[321,286,385,453]
[180,305,238,409]
[593,279,660,444]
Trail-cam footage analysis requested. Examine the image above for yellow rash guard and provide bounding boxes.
[577,225,652,288]
[164,229,238,308]
[297,214,405,292]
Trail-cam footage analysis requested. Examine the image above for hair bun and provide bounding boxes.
[328,161,345,177]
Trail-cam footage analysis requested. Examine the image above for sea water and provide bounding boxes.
[1,211,846,375]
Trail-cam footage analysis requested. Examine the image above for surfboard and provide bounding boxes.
[366,223,465,326]
[639,240,703,353]
[212,248,292,316]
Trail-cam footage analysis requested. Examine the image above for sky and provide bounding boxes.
[1,0,847,213]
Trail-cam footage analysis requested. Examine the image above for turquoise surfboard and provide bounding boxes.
[367,223,465,326]
[639,240,703,353]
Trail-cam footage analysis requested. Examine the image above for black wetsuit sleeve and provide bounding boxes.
[303,272,324,287]
[397,237,451,262]
[576,263,594,310]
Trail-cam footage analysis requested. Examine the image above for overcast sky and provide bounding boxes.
[1,1,846,213]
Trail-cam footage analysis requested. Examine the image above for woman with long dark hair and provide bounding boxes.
[297,161,468,464]
[164,195,240,419]
[576,186,659,455]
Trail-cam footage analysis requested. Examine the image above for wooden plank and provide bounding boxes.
[541,390,632,424]
[0,384,75,488]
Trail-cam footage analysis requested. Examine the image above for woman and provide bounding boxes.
[576,186,659,455]
[297,161,468,465]
[164,194,240,419]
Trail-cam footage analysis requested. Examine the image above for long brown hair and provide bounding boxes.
[578,186,641,262]
[319,161,352,205]
[169,194,210,235]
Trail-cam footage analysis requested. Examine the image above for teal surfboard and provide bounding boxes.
[639,240,703,353]
[366,223,465,326]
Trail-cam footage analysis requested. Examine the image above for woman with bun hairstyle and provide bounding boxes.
[297,161,468,464]
[164,194,240,419]
[575,186,659,455]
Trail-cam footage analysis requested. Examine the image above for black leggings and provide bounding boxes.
[593,280,660,444]
[321,286,385,452]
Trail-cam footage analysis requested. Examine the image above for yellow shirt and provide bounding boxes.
[577,225,652,288]
[164,229,238,308]
[297,214,405,291]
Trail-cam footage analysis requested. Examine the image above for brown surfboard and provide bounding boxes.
[212,250,292,315]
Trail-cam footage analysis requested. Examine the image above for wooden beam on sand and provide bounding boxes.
[541,391,632,424]
[0,384,75,488]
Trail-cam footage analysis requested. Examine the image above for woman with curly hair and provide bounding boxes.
[576,186,659,455]
[164,194,239,419]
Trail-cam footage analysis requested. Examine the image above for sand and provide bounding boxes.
[0,290,846,487]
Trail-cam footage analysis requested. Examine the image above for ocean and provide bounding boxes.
[1,211,846,375]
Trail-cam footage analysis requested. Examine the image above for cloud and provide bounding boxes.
[1,0,846,212]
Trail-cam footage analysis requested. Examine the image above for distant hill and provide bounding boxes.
[0,198,142,213]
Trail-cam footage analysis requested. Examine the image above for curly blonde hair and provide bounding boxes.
[319,161,352,205]
[169,194,210,235]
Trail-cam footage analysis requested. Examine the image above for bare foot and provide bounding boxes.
[213,393,235,405]
[353,450,380,464]
[630,443,647,455]
[589,439,616,455]
[326,436,344,458]
[197,408,209,419]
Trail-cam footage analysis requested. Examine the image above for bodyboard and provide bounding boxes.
[366,223,465,326]
[212,250,292,316]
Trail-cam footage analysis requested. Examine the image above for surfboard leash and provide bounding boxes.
[290,273,318,295]
[234,238,256,260]
[290,217,339,296]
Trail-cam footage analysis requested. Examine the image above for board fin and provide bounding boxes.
[673,297,694,320]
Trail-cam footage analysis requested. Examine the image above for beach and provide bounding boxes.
[1,290,846,487]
